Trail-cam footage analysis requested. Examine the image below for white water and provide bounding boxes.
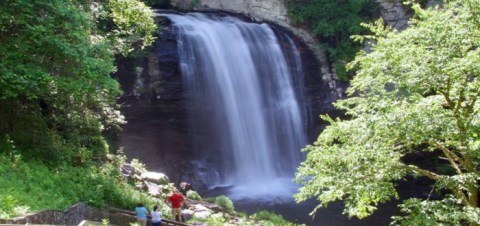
[163,13,308,200]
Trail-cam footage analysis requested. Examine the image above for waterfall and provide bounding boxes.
[163,12,308,200]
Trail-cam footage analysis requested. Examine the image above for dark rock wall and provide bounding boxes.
[114,17,191,185]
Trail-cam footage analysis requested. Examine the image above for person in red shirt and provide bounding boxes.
[167,191,185,221]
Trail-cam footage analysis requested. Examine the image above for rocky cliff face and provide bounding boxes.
[171,0,413,33]
[170,0,412,30]
[170,0,414,99]
[375,0,411,30]
[375,0,442,31]
[171,0,291,27]
[114,18,190,184]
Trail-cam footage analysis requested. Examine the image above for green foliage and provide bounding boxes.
[0,155,157,218]
[186,190,202,200]
[102,218,110,226]
[251,210,299,226]
[0,0,156,166]
[0,193,30,219]
[295,0,480,225]
[107,0,157,55]
[287,0,378,79]
[0,0,159,220]
[188,213,227,225]
[130,158,147,173]
[213,195,235,213]
[391,196,480,226]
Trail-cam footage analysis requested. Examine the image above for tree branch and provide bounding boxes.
[455,87,465,113]
[405,164,440,180]
[441,77,454,106]
[404,165,470,206]
[429,140,464,174]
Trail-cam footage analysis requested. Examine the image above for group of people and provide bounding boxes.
[134,191,186,226]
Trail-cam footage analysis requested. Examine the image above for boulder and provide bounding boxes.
[184,199,223,212]
[141,171,169,185]
[189,204,212,219]
[190,204,211,212]
[181,209,194,221]
[120,163,135,177]
[192,210,211,219]
[144,181,161,197]
[179,182,193,195]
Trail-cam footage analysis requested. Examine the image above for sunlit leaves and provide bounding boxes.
[296,1,480,224]
[108,0,157,55]
[391,196,480,225]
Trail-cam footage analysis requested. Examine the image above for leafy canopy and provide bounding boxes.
[287,0,378,79]
[0,0,156,165]
[107,0,157,54]
[295,1,480,225]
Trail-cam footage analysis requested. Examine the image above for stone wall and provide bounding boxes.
[0,203,109,225]
[0,203,188,226]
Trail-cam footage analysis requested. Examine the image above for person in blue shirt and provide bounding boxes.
[135,202,149,226]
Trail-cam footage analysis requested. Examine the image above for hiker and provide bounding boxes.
[134,202,148,226]
[167,190,185,222]
[151,205,162,226]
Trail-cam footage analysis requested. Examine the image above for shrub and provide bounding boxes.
[0,155,157,218]
[186,190,202,200]
[186,213,226,225]
[251,210,298,226]
[213,195,234,213]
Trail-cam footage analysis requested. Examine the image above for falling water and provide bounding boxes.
[163,12,308,200]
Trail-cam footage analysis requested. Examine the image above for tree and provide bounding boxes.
[0,0,156,164]
[287,0,378,79]
[294,1,480,225]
